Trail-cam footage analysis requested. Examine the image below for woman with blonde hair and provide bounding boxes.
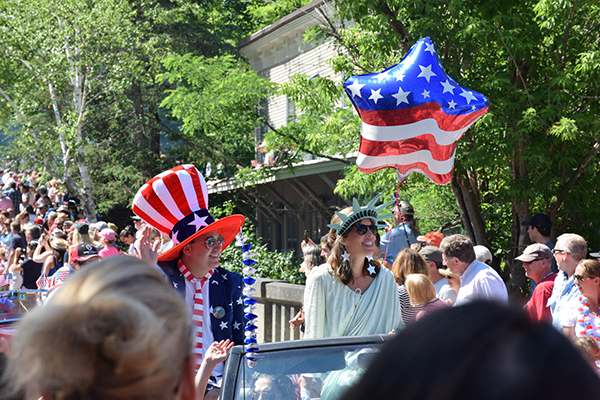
[405,274,449,320]
[71,221,92,245]
[2,256,231,400]
[303,195,400,339]
[391,248,430,326]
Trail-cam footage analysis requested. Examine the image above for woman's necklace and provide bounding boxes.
[576,295,600,345]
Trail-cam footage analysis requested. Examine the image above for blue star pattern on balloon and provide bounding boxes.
[344,37,490,185]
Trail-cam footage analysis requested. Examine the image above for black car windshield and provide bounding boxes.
[233,343,382,400]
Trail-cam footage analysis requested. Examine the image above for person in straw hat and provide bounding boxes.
[132,164,245,397]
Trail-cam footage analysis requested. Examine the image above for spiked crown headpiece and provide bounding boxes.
[328,194,394,237]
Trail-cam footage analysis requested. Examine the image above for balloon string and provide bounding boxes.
[382,179,408,264]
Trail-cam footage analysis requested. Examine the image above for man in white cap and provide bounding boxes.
[474,245,493,266]
[133,165,245,397]
[516,243,556,322]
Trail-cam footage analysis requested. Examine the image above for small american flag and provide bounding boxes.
[0,273,14,287]
[36,274,48,290]
[57,269,71,282]
[344,37,489,184]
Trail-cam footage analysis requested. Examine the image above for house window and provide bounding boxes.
[340,72,349,109]
[286,96,296,124]
[255,98,269,162]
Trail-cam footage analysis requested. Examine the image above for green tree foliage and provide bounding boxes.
[246,0,313,31]
[158,53,274,175]
[0,0,153,220]
[211,200,301,284]
[0,0,261,218]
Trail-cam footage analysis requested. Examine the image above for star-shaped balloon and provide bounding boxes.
[344,37,489,185]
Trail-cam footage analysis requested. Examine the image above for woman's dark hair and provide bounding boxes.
[391,247,429,285]
[340,302,600,400]
[327,207,381,285]
[320,234,332,250]
[302,244,323,272]
[253,374,300,400]
[120,225,135,238]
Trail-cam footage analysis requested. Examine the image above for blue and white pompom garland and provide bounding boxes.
[236,232,259,368]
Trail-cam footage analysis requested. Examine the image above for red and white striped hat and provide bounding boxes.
[132,164,244,262]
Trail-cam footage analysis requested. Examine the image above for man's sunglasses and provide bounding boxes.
[205,235,225,249]
[354,224,377,235]
[522,258,545,265]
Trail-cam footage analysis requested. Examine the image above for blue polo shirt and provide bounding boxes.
[380,223,418,263]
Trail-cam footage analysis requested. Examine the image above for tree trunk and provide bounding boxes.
[128,82,147,149]
[451,170,491,246]
[506,198,529,303]
[506,146,529,303]
[74,145,97,222]
[451,170,509,279]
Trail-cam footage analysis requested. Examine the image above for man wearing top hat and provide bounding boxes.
[133,164,245,389]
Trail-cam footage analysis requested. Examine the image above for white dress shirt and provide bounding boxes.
[454,260,508,306]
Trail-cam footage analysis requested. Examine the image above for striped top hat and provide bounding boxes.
[132,164,245,262]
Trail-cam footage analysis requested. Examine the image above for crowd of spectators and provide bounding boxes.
[0,164,599,398]
[295,200,600,378]
[0,168,170,294]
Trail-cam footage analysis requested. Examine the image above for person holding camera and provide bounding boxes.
[10,242,43,290]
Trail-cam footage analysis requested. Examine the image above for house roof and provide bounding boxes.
[238,0,325,49]
[207,155,355,194]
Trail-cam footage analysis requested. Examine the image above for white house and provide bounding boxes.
[209,0,351,254]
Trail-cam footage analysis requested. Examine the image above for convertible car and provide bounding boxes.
[220,334,392,400]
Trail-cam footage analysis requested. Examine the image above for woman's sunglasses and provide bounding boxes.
[354,224,378,235]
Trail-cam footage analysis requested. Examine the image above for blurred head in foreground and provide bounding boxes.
[3,256,195,400]
[340,301,600,400]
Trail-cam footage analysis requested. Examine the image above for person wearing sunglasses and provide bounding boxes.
[515,243,555,322]
[133,165,245,400]
[547,233,587,331]
[304,194,400,340]
[560,259,600,342]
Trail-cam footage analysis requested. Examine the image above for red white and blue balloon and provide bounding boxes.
[344,37,489,185]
